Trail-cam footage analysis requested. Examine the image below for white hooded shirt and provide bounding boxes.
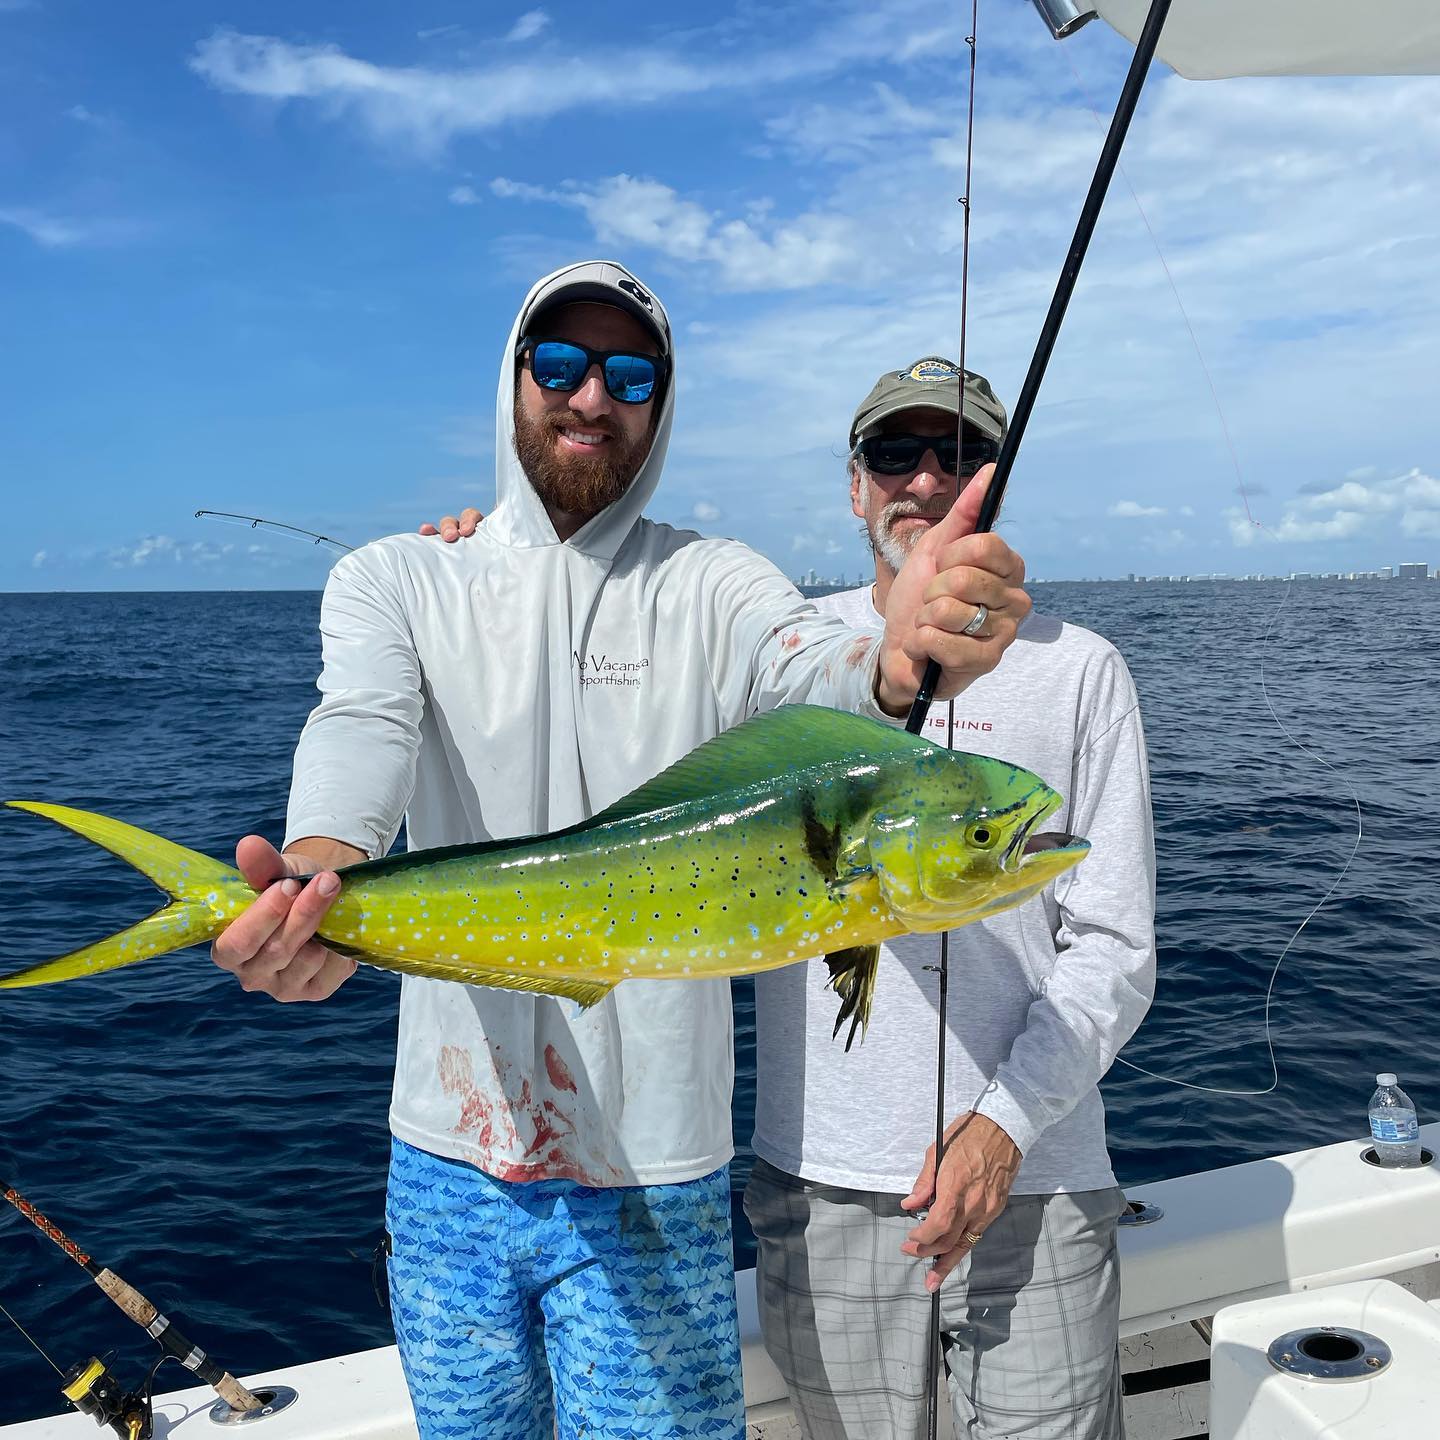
[285,263,896,1186]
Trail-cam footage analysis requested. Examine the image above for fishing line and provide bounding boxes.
[912,4,979,1435]
[0,1297,65,1374]
[1055,50,1367,1099]
[1111,577,1365,1097]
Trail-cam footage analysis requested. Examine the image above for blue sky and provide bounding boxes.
[3,1,1438,590]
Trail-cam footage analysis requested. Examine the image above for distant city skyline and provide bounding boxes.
[794,561,1435,591]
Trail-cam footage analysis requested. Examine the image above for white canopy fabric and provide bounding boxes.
[1091,0,1440,79]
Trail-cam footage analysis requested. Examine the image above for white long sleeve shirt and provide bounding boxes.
[284,263,895,1187]
[751,584,1157,1195]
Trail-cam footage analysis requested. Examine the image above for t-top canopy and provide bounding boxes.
[1034,0,1440,79]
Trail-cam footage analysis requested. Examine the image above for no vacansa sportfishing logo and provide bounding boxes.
[573,650,650,689]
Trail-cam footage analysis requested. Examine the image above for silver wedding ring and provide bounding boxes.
[961,604,988,638]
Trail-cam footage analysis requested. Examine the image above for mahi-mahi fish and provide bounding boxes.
[2,706,1089,1046]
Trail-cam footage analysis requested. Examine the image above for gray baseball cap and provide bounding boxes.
[849,356,1007,447]
[523,260,672,358]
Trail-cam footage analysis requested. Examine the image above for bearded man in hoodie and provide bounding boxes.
[210,262,1032,1440]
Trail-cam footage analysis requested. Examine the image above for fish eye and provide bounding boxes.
[965,822,1000,850]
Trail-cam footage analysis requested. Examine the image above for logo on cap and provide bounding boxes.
[617,278,654,313]
[898,357,960,383]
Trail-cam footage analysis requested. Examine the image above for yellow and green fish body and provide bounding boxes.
[3,706,1089,1044]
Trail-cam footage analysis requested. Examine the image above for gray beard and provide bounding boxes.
[863,477,946,573]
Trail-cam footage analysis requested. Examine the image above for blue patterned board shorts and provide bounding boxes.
[385,1137,745,1440]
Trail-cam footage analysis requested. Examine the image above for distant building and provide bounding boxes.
[1399,562,1429,580]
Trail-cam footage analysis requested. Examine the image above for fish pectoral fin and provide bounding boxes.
[824,944,880,1052]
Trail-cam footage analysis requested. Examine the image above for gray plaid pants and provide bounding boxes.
[744,1160,1125,1440]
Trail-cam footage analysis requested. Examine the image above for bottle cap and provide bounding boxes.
[1377,1072,1398,1086]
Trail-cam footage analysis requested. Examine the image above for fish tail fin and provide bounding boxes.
[824,944,880,1052]
[2,802,253,989]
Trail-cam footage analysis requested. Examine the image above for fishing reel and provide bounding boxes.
[60,1356,152,1440]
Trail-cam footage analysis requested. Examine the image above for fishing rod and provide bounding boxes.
[904,0,1173,730]
[2,1182,264,1435]
[194,509,355,554]
[905,4,1171,1435]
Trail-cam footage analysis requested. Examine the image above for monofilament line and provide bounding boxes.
[1114,579,1364,1097]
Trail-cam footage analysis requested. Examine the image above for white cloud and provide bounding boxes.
[1109,500,1167,518]
[105,536,235,568]
[692,500,722,522]
[1226,469,1440,551]
[790,532,845,555]
[1400,509,1440,539]
[31,549,47,568]
[1299,480,1398,515]
[0,207,86,247]
[491,173,857,291]
[448,184,482,206]
[505,10,549,44]
[187,14,963,157]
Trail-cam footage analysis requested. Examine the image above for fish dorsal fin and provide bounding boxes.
[350,705,927,884]
[586,704,930,828]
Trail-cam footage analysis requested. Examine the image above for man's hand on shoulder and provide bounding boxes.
[419,507,484,542]
[210,836,364,1002]
[876,465,1030,714]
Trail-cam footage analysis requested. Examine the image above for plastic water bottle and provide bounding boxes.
[1368,1073,1422,1167]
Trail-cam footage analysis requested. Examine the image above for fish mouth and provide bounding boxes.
[1020,831,1087,861]
[1000,793,1062,874]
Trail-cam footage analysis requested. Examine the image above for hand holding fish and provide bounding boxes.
[898,1110,1022,1291]
[208,836,360,1002]
[875,465,1030,715]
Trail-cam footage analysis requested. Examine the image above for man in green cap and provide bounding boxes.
[744,356,1157,1440]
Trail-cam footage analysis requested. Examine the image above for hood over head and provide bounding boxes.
[486,260,676,558]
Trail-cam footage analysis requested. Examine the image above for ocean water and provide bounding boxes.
[1,582,1438,1424]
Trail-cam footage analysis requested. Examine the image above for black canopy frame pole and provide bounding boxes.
[904,0,1173,734]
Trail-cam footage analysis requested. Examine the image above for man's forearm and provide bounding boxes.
[284,837,369,871]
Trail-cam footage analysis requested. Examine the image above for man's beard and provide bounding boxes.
[513,399,652,522]
[863,478,951,573]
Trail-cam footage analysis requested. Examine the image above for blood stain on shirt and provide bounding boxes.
[437,1044,503,1150]
[544,1043,578,1094]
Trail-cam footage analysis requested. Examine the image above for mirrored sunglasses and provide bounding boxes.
[519,337,664,405]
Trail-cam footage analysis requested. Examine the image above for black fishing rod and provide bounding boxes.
[194,509,355,553]
[904,0,1173,733]
[2,1183,263,1434]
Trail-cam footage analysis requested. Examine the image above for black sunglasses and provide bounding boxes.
[855,431,1000,478]
[518,336,667,405]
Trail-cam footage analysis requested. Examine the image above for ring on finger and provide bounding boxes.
[960,603,988,638]
[962,1229,984,1247]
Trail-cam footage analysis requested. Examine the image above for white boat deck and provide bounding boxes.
[5,1125,1438,1440]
